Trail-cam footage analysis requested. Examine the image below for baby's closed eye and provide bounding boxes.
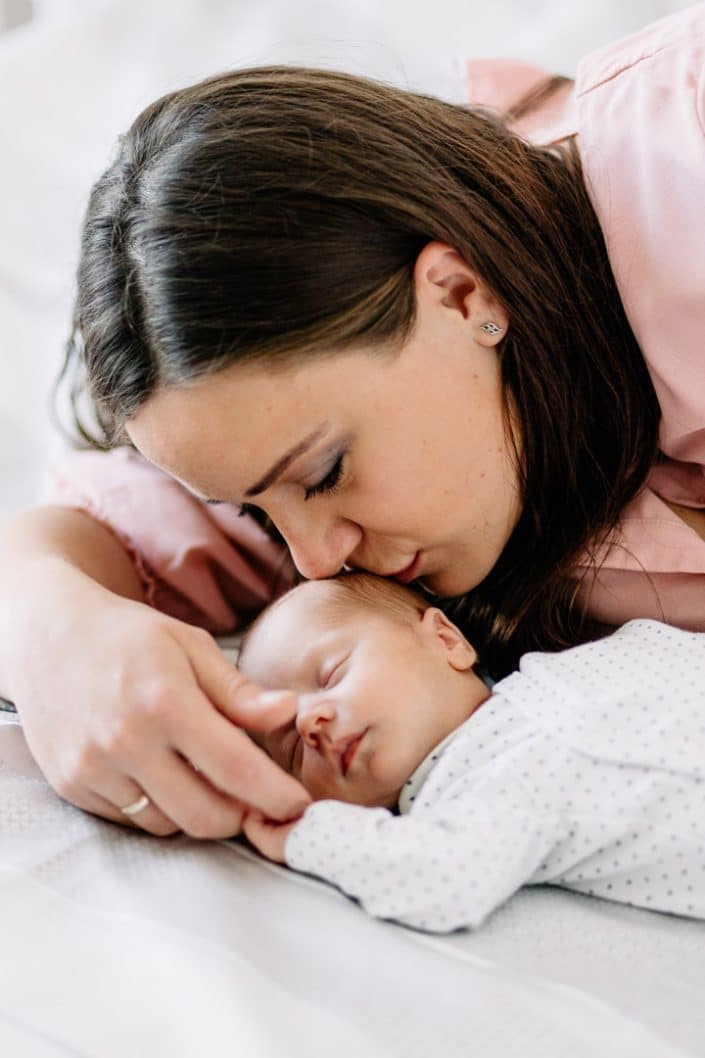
[318,652,349,688]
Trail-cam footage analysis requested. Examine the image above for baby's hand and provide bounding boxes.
[242,807,305,863]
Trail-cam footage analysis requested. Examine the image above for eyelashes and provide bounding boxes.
[237,450,346,519]
[304,452,345,501]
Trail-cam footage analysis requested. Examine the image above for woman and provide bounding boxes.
[1,6,703,840]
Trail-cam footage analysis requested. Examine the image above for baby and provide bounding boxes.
[238,572,705,934]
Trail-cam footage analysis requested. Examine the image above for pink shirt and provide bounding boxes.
[50,5,705,633]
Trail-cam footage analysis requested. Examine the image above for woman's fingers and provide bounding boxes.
[87,758,244,839]
[10,564,310,841]
[129,748,250,839]
[181,626,300,731]
[68,623,309,839]
[69,786,179,837]
[179,701,311,822]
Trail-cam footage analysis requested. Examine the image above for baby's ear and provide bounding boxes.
[420,607,477,671]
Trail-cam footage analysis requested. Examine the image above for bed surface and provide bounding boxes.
[2,713,704,1058]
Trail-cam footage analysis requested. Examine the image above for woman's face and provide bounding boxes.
[126,245,521,596]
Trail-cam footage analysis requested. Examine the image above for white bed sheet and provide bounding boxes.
[2,714,703,1058]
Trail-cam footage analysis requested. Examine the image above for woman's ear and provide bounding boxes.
[414,241,509,339]
[420,607,477,671]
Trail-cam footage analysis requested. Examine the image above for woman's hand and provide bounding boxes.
[242,809,303,863]
[9,566,311,838]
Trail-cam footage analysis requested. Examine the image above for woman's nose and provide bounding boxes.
[296,695,337,749]
[282,513,362,581]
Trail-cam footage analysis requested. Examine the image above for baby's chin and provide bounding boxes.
[305,775,402,811]
[341,774,406,811]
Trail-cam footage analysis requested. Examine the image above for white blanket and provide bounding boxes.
[2,714,703,1058]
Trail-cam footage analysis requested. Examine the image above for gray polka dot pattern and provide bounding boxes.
[285,621,705,933]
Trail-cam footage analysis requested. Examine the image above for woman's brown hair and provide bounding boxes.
[54,65,660,676]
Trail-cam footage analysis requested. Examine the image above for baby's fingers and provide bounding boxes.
[242,810,302,863]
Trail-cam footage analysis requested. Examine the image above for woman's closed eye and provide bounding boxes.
[237,452,345,517]
[304,452,345,501]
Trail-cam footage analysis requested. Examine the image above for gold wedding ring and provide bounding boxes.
[120,793,151,817]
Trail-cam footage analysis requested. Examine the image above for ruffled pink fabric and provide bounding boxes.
[49,446,294,631]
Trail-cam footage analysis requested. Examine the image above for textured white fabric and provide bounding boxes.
[2,686,704,1056]
[286,621,705,932]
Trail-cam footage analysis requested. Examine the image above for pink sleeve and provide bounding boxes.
[47,446,294,632]
[468,14,705,483]
[466,57,577,143]
[468,23,705,632]
[574,6,705,480]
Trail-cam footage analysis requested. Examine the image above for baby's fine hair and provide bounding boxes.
[320,571,431,623]
[239,572,431,663]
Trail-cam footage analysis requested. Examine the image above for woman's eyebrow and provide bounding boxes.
[244,426,329,497]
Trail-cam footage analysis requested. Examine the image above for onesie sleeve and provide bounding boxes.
[284,793,558,933]
[47,446,294,631]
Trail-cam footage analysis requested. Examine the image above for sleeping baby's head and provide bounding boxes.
[239,573,490,809]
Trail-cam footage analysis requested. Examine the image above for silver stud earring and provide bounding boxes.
[480,322,502,335]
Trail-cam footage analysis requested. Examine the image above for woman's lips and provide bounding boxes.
[341,731,366,776]
[392,551,422,585]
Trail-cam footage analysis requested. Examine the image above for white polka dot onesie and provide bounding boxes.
[285,620,705,933]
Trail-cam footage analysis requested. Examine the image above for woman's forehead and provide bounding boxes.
[135,347,380,424]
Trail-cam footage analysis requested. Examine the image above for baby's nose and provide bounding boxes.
[296,695,337,748]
